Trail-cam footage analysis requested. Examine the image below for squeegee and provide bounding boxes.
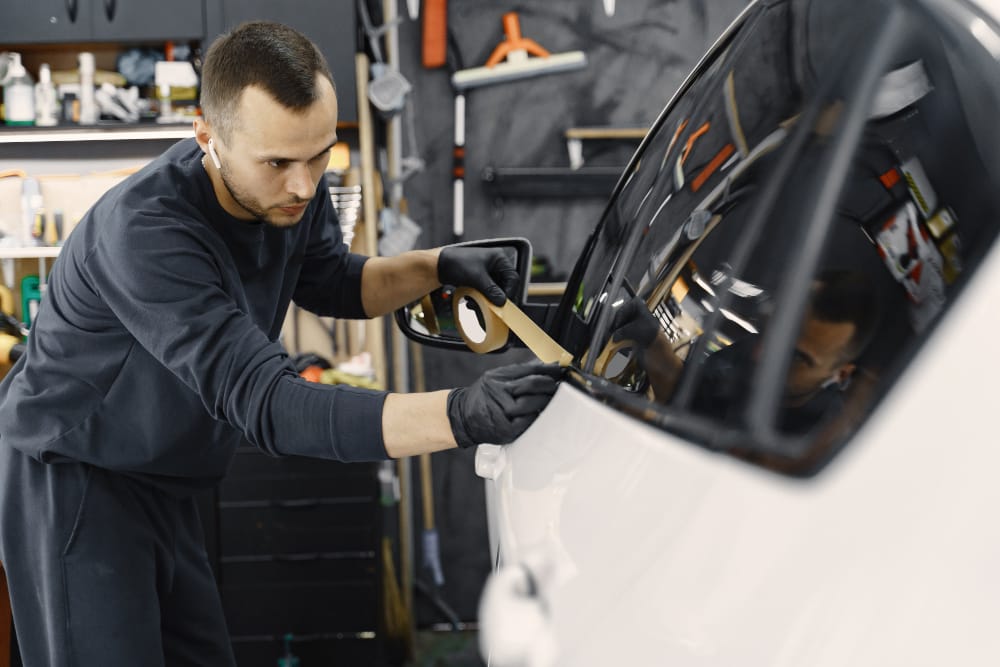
[449,12,587,240]
[451,12,587,91]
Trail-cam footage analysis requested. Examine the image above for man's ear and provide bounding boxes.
[193,118,211,154]
[829,363,856,390]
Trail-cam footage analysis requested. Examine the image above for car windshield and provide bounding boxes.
[555,0,1000,475]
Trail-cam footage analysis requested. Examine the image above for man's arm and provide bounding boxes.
[360,249,441,317]
[381,361,564,459]
[360,245,521,318]
[382,390,457,458]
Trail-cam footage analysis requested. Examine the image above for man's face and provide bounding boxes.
[208,74,338,227]
[783,317,856,405]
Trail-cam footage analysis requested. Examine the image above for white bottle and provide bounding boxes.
[34,63,59,127]
[78,52,98,125]
[3,53,35,126]
[157,83,173,123]
[20,178,43,246]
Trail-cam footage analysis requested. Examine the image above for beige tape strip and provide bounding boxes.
[591,213,721,377]
[453,288,573,367]
[593,337,634,379]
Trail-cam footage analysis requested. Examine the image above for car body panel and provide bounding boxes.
[479,234,1000,664]
[474,0,1000,662]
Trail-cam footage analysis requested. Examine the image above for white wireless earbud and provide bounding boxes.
[207,138,222,170]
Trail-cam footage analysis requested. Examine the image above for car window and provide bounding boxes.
[557,0,1000,476]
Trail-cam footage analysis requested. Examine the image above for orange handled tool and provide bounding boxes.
[422,0,447,68]
[485,12,551,66]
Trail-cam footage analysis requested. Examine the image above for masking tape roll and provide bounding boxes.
[453,287,508,354]
[453,288,573,367]
[593,337,634,378]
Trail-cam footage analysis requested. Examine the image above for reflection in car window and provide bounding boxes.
[568,13,750,329]
[559,0,1000,476]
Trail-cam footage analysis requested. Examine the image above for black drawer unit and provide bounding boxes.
[200,447,385,666]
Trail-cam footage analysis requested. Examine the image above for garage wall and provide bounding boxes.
[384,0,751,624]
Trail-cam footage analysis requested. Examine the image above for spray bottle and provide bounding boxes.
[2,53,35,126]
[34,63,59,127]
[78,52,98,125]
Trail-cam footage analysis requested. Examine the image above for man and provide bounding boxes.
[0,22,560,666]
[690,269,880,434]
[610,270,879,434]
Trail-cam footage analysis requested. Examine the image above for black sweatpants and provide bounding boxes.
[0,446,236,666]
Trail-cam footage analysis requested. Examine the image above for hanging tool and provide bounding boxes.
[452,92,466,242]
[357,0,412,118]
[451,13,587,89]
[407,0,419,20]
[423,0,448,68]
[565,126,647,169]
[449,12,587,241]
[411,341,462,630]
[409,342,445,587]
[419,453,445,586]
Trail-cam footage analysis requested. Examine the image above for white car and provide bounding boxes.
[400,0,1000,664]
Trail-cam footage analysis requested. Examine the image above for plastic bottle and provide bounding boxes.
[3,53,35,126]
[20,177,43,246]
[34,63,59,127]
[78,52,98,125]
[157,83,173,123]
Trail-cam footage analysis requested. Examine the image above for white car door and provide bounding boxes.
[475,0,1000,664]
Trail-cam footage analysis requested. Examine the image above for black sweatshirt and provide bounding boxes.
[0,139,388,491]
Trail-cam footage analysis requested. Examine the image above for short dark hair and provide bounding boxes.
[200,21,335,142]
[809,270,881,362]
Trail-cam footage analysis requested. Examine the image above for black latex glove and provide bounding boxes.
[610,296,661,349]
[438,246,519,306]
[447,361,563,448]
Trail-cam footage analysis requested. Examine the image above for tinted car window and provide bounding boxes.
[556,0,1000,476]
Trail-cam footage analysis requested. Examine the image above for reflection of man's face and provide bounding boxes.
[783,317,856,406]
[206,74,338,228]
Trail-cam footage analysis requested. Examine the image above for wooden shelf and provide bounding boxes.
[0,246,61,259]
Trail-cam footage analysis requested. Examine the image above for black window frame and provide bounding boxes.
[557,0,1000,478]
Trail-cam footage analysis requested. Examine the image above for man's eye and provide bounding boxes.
[792,351,814,368]
[267,159,287,168]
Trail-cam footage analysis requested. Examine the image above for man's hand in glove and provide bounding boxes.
[448,361,563,448]
[608,296,683,399]
[610,296,662,350]
[438,246,520,306]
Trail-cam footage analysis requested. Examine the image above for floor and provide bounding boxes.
[412,629,485,667]
[2,598,484,666]
[2,634,482,667]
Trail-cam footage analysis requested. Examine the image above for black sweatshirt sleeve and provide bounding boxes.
[84,208,388,462]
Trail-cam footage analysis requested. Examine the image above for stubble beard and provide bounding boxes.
[218,165,304,228]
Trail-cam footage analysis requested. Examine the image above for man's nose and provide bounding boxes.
[286,163,315,201]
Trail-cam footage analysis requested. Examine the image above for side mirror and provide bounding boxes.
[394,237,534,353]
